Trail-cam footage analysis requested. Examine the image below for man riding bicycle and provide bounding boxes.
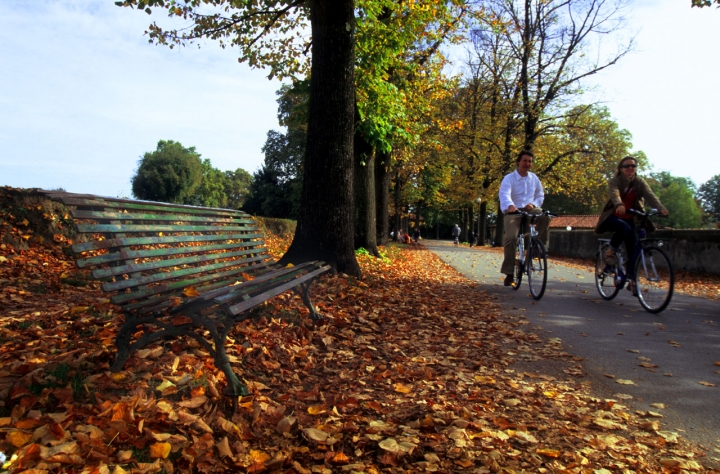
[499,150,550,286]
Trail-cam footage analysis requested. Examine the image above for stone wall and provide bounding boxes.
[549,229,720,275]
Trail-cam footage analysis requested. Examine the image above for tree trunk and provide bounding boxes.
[375,149,391,245]
[479,200,488,246]
[354,131,380,256]
[279,0,361,277]
[493,201,504,247]
[393,170,402,237]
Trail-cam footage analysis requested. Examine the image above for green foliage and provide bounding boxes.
[646,172,703,229]
[244,83,306,219]
[187,159,228,208]
[692,0,720,6]
[224,168,253,210]
[115,0,311,81]
[131,140,252,209]
[131,140,203,203]
[698,174,720,222]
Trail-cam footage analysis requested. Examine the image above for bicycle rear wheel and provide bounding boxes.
[634,246,674,313]
[595,243,620,300]
[527,240,547,300]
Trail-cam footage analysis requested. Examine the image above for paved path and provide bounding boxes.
[423,239,720,460]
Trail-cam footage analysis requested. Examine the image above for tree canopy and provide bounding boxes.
[131,140,203,203]
[698,174,720,223]
[646,171,703,229]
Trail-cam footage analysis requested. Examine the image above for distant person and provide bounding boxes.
[595,156,668,293]
[451,224,461,245]
[413,228,420,243]
[498,150,549,286]
[468,229,476,247]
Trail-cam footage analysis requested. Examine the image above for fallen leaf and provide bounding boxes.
[150,442,171,459]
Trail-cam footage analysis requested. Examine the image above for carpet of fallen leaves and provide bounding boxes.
[1,220,720,473]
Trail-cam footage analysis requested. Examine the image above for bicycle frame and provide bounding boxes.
[600,223,666,288]
[515,215,541,269]
[595,208,674,312]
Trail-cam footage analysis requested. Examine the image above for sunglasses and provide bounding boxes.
[621,164,637,169]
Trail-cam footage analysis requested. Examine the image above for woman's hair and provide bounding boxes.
[615,156,637,177]
[516,149,534,163]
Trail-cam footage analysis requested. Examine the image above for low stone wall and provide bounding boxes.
[549,229,720,275]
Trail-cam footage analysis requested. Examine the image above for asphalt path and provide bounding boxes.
[423,239,720,461]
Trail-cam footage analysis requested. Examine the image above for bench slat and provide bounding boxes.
[210,263,320,305]
[54,195,249,217]
[92,247,268,279]
[103,254,269,292]
[117,262,274,309]
[72,232,263,253]
[204,262,318,303]
[77,224,255,233]
[72,209,256,225]
[78,241,266,268]
[228,265,332,315]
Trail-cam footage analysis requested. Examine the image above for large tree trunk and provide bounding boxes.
[393,170,402,237]
[375,149,391,245]
[354,131,380,256]
[493,201,504,247]
[279,0,361,277]
[479,200,488,246]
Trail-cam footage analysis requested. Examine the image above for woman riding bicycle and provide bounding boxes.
[594,156,668,292]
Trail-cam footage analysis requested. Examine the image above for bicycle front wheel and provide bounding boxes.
[512,257,523,290]
[527,240,547,300]
[634,246,674,313]
[595,243,620,300]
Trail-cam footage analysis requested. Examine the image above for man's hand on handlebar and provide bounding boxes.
[507,204,535,214]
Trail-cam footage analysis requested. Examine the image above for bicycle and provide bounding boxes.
[510,209,556,300]
[594,209,674,313]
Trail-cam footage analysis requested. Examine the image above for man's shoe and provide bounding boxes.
[504,274,514,286]
[627,280,638,296]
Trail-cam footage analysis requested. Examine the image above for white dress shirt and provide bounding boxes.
[499,170,544,213]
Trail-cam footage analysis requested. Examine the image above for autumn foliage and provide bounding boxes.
[1,190,718,473]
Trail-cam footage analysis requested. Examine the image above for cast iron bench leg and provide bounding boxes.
[293,281,322,321]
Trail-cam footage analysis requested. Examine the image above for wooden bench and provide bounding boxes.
[44,191,331,400]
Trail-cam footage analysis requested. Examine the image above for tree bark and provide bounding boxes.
[494,201,504,247]
[375,149,391,246]
[354,131,380,256]
[393,170,402,237]
[279,0,361,277]
[479,200,487,245]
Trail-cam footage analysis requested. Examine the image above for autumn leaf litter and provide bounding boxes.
[1,209,719,472]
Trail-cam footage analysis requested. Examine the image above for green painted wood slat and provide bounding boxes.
[54,195,250,217]
[227,266,332,316]
[77,241,267,268]
[71,209,255,225]
[115,262,274,308]
[95,247,268,280]
[102,254,268,292]
[72,233,263,253]
[77,224,253,233]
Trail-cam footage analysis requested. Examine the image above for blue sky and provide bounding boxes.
[1,1,718,198]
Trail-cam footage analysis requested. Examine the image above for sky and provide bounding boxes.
[1,1,719,199]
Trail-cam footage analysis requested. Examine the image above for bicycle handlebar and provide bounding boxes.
[627,208,667,218]
[507,209,557,218]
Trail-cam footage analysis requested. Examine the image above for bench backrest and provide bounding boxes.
[46,192,274,315]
